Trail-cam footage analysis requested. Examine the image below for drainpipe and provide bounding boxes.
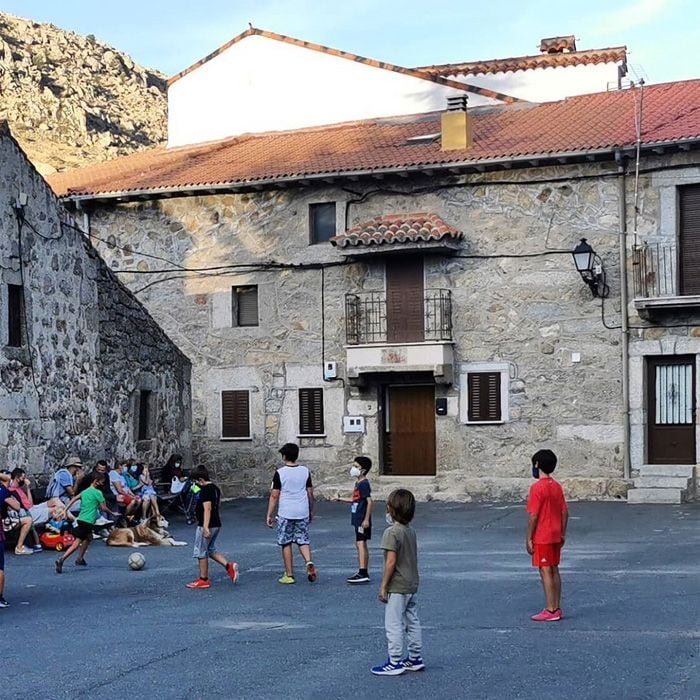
[615,150,631,480]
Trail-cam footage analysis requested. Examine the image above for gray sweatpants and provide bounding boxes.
[385,592,422,663]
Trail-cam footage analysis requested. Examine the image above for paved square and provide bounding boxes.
[3,500,699,699]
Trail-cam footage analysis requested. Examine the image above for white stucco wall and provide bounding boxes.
[167,34,466,147]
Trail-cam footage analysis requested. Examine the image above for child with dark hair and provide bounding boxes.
[266,443,316,584]
[186,465,238,589]
[526,448,568,622]
[372,488,424,676]
[333,456,374,583]
[55,471,118,573]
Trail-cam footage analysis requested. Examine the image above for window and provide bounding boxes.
[309,202,336,244]
[137,390,152,441]
[459,363,510,424]
[7,283,24,347]
[232,285,258,326]
[299,388,324,435]
[679,184,700,295]
[221,390,251,439]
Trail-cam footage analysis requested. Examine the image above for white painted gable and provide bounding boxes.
[167,33,469,148]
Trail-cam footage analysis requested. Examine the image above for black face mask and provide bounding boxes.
[531,466,540,479]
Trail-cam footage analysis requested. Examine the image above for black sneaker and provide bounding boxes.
[347,572,370,584]
[0,597,9,608]
[75,559,87,566]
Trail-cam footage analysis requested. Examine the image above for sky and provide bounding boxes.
[2,0,698,84]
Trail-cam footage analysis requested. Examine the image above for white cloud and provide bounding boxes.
[596,0,674,34]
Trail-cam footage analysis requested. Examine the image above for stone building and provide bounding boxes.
[0,122,191,477]
[48,30,700,501]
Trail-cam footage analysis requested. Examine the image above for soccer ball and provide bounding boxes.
[128,552,146,571]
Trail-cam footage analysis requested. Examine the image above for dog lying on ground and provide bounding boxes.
[106,516,187,547]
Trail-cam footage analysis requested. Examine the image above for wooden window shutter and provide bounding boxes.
[679,184,700,295]
[221,390,250,438]
[299,388,324,435]
[234,286,258,326]
[467,372,502,422]
[7,284,23,347]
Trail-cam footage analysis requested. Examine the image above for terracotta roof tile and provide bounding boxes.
[415,47,627,77]
[332,213,462,248]
[47,80,700,199]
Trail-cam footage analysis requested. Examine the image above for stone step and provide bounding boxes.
[627,488,683,505]
[634,476,692,489]
[638,464,696,478]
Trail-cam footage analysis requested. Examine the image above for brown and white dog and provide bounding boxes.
[106,516,187,547]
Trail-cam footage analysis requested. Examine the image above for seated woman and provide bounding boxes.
[138,464,163,522]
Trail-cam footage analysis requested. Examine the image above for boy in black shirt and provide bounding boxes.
[186,465,239,589]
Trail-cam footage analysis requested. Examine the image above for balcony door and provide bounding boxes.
[386,256,424,343]
[382,384,436,475]
[647,356,696,464]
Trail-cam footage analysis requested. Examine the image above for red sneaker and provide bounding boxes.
[226,562,239,583]
[306,561,317,583]
[186,578,211,589]
[531,608,561,622]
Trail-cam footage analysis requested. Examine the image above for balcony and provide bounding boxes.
[632,244,700,316]
[344,290,454,384]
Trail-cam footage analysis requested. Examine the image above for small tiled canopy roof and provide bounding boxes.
[331,213,463,248]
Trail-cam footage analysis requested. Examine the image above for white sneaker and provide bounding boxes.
[95,516,113,527]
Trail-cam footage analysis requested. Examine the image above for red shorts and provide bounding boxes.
[532,542,562,568]
[117,494,138,506]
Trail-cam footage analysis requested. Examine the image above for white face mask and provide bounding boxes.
[385,512,394,525]
[350,466,361,478]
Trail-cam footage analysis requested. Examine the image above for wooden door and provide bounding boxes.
[383,385,436,475]
[386,257,424,343]
[647,356,696,464]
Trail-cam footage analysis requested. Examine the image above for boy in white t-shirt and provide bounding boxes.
[266,443,316,584]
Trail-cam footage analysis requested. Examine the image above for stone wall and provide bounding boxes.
[82,159,640,501]
[0,125,191,478]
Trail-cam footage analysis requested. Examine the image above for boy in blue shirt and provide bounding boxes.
[334,456,373,584]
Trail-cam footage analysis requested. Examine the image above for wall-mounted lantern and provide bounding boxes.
[572,238,609,298]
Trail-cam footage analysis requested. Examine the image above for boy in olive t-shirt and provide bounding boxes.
[371,488,424,676]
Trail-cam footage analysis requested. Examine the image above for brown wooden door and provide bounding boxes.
[383,385,436,475]
[647,356,696,464]
[386,257,424,343]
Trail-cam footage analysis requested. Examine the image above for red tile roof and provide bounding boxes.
[332,213,462,248]
[168,26,522,105]
[415,47,627,77]
[48,80,700,200]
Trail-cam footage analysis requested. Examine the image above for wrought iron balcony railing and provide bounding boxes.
[632,243,678,298]
[345,289,452,345]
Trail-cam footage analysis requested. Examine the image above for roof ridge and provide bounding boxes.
[167,25,523,104]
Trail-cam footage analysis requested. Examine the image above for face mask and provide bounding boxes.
[175,462,181,468]
[385,512,394,525]
[531,466,540,479]
[350,466,361,478]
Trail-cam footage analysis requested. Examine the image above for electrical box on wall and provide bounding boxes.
[323,361,337,380]
[435,398,448,416]
[343,416,365,433]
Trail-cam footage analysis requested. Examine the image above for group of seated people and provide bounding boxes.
[1,454,185,555]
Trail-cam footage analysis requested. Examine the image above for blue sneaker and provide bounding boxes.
[371,659,405,676]
[401,656,425,671]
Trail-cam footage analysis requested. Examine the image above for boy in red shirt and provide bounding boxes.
[526,449,568,622]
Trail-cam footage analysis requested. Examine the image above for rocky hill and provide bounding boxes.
[0,13,167,175]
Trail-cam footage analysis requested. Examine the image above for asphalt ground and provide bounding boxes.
[2,499,699,700]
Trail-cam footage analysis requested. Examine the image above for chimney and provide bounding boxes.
[539,35,577,54]
[441,95,472,151]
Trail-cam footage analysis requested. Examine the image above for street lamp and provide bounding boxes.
[572,238,609,298]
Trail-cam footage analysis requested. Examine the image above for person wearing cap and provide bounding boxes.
[46,456,84,506]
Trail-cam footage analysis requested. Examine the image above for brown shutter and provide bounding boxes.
[386,257,424,343]
[221,390,250,438]
[236,286,259,326]
[467,372,502,422]
[299,388,324,435]
[7,284,23,347]
[679,184,700,295]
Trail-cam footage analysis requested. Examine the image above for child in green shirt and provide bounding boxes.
[55,471,117,574]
